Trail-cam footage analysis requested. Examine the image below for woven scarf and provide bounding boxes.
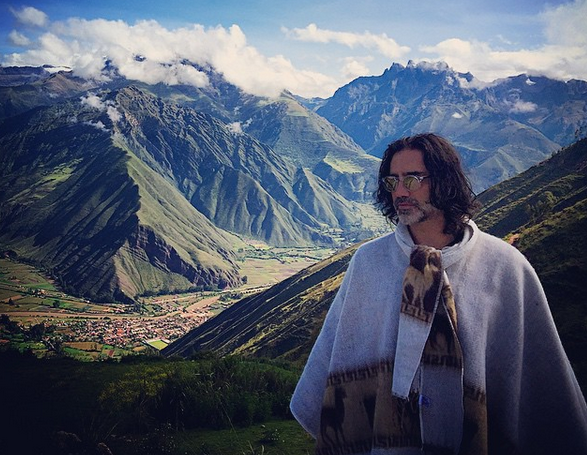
[392,245,464,454]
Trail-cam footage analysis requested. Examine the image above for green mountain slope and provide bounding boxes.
[0,101,242,302]
[243,92,380,203]
[133,69,380,205]
[0,67,383,243]
[114,148,243,298]
[476,138,587,379]
[111,85,364,245]
[476,137,587,237]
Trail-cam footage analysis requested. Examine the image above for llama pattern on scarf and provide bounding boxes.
[315,360,421,455]
[400,246,443,324]
[319,386,347,446]
[314,325,488,454]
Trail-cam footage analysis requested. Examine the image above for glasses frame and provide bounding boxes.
[381,174,430,192]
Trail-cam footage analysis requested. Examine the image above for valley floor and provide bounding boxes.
[0,245,335,360]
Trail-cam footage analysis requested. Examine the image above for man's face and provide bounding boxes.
[388,148,442,226]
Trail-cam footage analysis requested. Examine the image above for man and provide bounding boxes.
[290,133,587,454]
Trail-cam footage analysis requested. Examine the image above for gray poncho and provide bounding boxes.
[290,221,587,454]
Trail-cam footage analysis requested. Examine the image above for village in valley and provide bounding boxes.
[0,244,334,360]
[0,275,236,359]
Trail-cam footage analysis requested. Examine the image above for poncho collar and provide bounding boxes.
[394,219,479,268]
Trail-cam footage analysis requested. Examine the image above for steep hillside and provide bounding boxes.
[111,85,364,245]
[476,138,587,378]
[134,67,380,204]
[476,138,587,237]
[125,69,382,206]
[241,92,380,202]
[0,65,383,212]
[0,101,242,302]
[0,66,97,119]
[114,149,243,297]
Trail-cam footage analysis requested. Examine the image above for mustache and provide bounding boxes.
[394,196,420,209]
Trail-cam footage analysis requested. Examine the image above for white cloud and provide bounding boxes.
[508,100,538,114]
[198,24,338,97]
[2,14,340,98]
[81,94,105,110]
[419,0,587,83]
[452,112,463,119]
[284,23,411,60]
[106,105,121,123]
[3,2,587,98]
[227,122,243,135]
[341,57,372,80]
[80,93,121,124]
[8,30,32,47]
[457,76,491,90]
[11,6,48,27]
[84,120,107,131]
[542,0,587,47]
[420,38,587,83]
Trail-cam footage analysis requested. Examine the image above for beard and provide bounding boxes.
[394,197,442,225]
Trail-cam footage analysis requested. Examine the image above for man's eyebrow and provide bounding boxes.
[389,170,428,176]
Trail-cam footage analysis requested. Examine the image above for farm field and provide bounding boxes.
[0,243,335,360]
[0,259,123,315]
[236,244,336,287]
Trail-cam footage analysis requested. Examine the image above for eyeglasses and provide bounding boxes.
[381,174,430,192]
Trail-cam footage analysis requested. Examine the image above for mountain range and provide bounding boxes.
[0,66,383,302]
[1,61,586,302]
[314,61,587,191]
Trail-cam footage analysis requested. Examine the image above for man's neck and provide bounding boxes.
[407,218,455,250]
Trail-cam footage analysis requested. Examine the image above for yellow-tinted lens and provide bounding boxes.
[383,176,398,192]
[404,175,421,191]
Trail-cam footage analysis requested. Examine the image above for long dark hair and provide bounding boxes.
[375,133,480,235]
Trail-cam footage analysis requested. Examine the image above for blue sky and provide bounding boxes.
[1,0,585,97]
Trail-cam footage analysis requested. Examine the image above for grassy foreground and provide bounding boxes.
[103,420,314,455]
[169,421,313,455]
[0,351,314,455]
